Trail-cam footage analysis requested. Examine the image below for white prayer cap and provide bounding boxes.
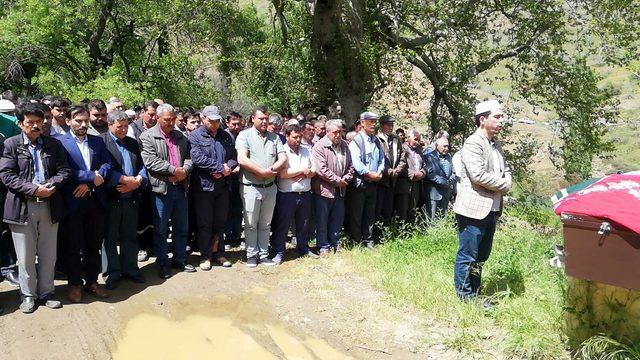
[474,100,502,116]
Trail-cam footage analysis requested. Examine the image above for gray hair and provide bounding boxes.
[107,110,129,125]
[326,119,343,131]
[156,103,175,116]
[433,130,449,140]
[407,129,421,138]
[268,113,284,126]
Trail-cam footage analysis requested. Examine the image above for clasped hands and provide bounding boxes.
[73,171,105,198]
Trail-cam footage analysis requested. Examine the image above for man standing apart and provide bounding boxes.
[348,112,384,248]
[140,104,195,279]
[0,103,71,313]
[189,106,236,270]
[376,115,406,224]
[58,105,112,302]
[312,119,353,254]
[100,111,148,289]
[271,124,318,264]
[425,137,455,221]
[453,100,511,300]
[236,105,286,267]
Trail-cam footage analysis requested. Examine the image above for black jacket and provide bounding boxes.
[0,134,71,224]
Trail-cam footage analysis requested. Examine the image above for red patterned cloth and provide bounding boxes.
[554,173,640,234]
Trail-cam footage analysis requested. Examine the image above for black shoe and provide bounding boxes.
[171,262,196,273]
[20,297,37,313]
[123,273,146,284]
[158,266,172,279]
[364,241,375,250]
[246,255,258,268]
[105,279,120,290]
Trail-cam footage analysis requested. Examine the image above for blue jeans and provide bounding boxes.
[454,212,497,299]
[271,191,311,257]
[314,194,345,252]
[152,185,188,268]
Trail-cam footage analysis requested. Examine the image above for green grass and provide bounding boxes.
[349,212,568,358]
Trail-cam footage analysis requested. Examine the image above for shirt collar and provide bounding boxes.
[22,133,43,146]
[71,131,87,144]
[359,130,375,141]
[109,131,124,144]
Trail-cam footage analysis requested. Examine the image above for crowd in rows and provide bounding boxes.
[0,93,509,313]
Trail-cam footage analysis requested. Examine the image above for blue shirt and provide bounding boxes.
[348,132,385,175]
[22,134,45,185]
[109,132,133,176]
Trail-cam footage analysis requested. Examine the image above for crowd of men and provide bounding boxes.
[0,92,510,313]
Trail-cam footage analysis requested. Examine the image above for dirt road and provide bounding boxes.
[0,250,454,359]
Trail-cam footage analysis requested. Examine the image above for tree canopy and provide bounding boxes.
[0,0,637,180]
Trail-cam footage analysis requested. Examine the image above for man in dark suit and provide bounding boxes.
[0,103,71,313]
[425,137,455,221]
[100,110,149,289]
[375,115,406,225]
[58,105,112,302]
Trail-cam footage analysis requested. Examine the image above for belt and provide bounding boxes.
[280,190,310,195]
[242,182,274,188]
[26,196,49,203]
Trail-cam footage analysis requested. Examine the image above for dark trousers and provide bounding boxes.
[152,185,188,268]
[376,184,395,222]
[137,188,154,252]
[224,184,243,245]
[429,197,449,221]
[314,194,345,251]
[61,196,106,286]
[102,198,141,283]
[348,184,378,245]
[271,191,311,257]
[194,188,229,259]
[454,212,498,299]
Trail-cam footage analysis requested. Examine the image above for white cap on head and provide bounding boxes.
[0,99,15,113]
[475,100,502,116]
[125,109,136,117]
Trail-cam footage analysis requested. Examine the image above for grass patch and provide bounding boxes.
[349,213,568,358]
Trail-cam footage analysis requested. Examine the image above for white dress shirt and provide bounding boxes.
[277,144,315,192]
[72,133,92,170]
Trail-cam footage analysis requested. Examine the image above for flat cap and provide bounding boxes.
[359,111,379,121]
[201,105,222,121]
[379,115,395,124]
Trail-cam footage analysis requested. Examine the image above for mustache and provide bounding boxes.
[30,127,41,132]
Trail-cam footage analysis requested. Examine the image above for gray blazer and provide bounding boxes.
[140,124,192,195]
[453,129,511,220]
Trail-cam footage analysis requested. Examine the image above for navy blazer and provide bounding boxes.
[100,132,149,200]
[188,126,237,192]
[424,150,453,201]
[58,132,112,213]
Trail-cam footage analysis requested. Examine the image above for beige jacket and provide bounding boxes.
[453,129,511,220]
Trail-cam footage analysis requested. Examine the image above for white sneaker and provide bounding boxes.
[137,250,149,262]
[200,259,212,271]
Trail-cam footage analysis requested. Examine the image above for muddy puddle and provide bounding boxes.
[112,288,353,360]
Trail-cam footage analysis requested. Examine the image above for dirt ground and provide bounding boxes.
[0,248,460,360]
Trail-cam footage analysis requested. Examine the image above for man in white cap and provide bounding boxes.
[453,99,511,301]
[347,111,385,248]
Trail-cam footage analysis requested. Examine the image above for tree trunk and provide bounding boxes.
[310,0,373,126]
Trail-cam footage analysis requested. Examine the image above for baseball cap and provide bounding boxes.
[0,99,15,113]
[201,105,222,121]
